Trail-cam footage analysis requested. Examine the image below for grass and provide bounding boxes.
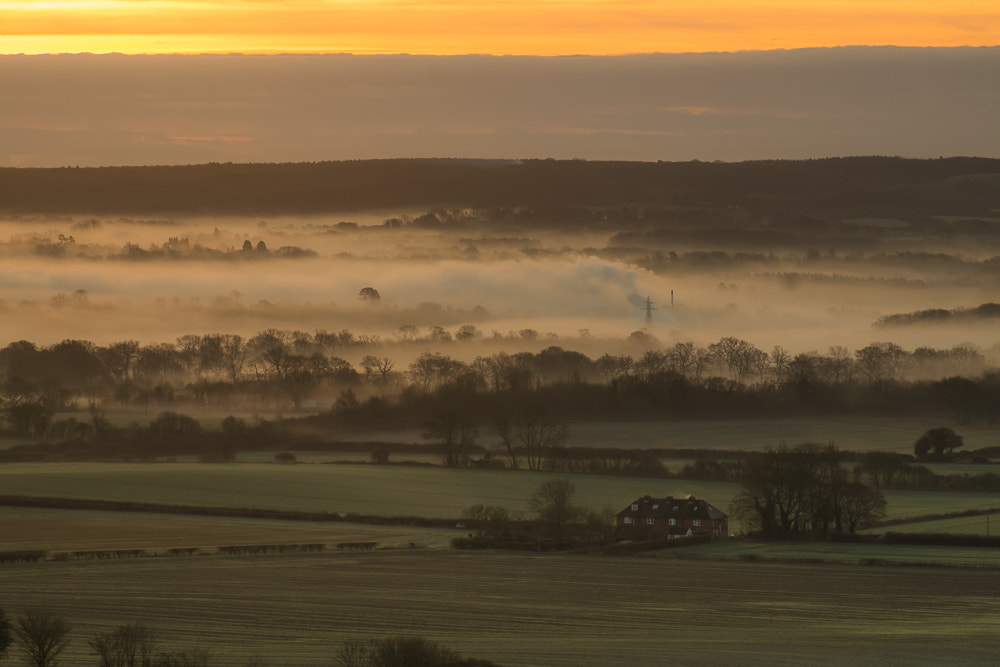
[3,550,1000,666]
[0,462,740,519]
[1,462,996,527]
[677,537,1000,568]
[0,506,458,552]
[864,513,1000,538]
[358,416,1000,454]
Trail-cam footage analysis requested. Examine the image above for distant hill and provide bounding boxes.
[875,303,1000,327]
[1,156,998,220]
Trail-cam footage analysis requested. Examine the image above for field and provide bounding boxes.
[3,462,998,525]
[0,462,740,519]
[347,417,1000,455]
[0,506,459,552]
[3,434,1000,666]
[1,462,998,530]
[3,550,999,666]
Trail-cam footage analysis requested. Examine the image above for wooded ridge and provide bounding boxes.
[1,156,997,217]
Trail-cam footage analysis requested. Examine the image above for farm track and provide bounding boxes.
[4,550,1000,666]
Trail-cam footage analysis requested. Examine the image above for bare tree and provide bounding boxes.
[841,483,888,533]
[14,610,71,667]
[88,623,156,667]
[361,355,397,386]
[527,478,580,532]
[494,407,568,471]
[423,411,477,467]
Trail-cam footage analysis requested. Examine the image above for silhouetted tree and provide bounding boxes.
[455,324,481,342]
[841,483,888,533]
[14,610,71,667]
[423,411,477,467]
[5,402,52,438]
[494,407,568,471]
[361,355,397,386]
[88,623,156,667]
[729,443,880,537]
[528,478,580,532]
[859,451,908,488]
[0,609,10,661]
[914,427,964,461]
[358,287,380,305]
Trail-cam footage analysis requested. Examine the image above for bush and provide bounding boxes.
[336,636,500,667]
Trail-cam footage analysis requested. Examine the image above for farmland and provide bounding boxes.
[0,462,740,519]
[315,416,1000,455]
[3,550,999,666]
[2,461,998,522]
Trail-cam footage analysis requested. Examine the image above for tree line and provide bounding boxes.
[4,330,1000,449]
[3,157,997,221]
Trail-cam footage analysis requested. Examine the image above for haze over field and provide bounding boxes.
[2,203,999,360]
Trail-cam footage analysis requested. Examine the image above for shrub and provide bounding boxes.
[335,636,500,667]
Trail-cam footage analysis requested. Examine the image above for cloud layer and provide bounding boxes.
[2,48,998,167]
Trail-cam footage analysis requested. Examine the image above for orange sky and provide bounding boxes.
[4,0,999,55]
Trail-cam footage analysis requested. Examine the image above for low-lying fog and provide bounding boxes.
[2,212,998,362]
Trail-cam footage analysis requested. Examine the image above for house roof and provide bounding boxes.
[616,495,728,521]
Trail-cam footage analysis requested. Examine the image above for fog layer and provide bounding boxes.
[2,212,998,358]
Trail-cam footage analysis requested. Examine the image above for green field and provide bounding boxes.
[356,417,1000,454]
[864,513,1000,538]
[0,506,460,552]
[0,462,738,519]
[1,462,997,528]
[3,550,999,666]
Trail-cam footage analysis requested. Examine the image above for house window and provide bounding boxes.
[646,518,655,525]
[668,518,676,526]
[624,516,633,524]
[631,503,638,511]
[693,519,702,527]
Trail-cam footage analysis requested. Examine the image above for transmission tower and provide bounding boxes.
[641,296,657,329]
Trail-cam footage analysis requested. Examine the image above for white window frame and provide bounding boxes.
[646,517,655,525]
[668,518,676,526]
[693,519,702,527]
[623,516,633,524]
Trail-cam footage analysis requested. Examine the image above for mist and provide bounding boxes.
[2,211,998,362]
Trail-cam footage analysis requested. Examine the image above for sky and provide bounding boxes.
[4,0,999,56]
[1,2,999,166]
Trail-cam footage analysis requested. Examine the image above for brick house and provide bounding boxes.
[616,495,728,538]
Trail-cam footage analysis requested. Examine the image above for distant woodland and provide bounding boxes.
[2,156,998,221]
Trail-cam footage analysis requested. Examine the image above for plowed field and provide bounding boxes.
[4,551,999,666]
